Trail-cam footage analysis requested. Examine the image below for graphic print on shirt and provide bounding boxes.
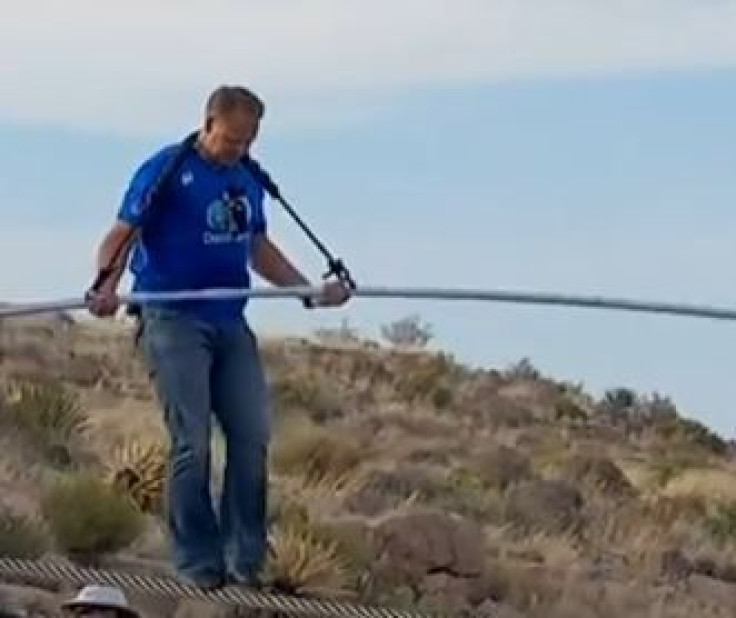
[203,189,253,246]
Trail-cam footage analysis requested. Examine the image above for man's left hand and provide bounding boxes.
[315,280,352,307]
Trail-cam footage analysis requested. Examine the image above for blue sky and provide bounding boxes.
[3,1,736,437]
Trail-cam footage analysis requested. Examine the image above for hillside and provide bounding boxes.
[1,315,736,617]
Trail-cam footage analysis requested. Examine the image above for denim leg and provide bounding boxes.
[210,321,272,578]
[139,309,225,583]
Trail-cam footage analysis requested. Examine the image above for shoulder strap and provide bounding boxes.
[138,131,199,219]
[87,132,199,297]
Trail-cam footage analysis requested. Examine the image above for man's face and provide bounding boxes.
[206,107,260,165]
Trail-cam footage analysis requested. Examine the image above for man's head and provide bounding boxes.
[60,585,140,618]
[198,84,265,166]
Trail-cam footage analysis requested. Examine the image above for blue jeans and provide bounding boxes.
[139,307,271,584]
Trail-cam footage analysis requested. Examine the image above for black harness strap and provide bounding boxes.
[87,132,199,298]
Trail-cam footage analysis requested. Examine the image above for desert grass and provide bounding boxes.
[2,319,736,616]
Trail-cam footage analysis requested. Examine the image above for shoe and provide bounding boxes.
[228,568,264,589]
[177,571,227,590]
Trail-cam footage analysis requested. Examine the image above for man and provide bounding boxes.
[60,585,140,617]
[86,85,350,588]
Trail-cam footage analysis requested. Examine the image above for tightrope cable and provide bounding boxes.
[0,557,434,617]
[1,285,736,323]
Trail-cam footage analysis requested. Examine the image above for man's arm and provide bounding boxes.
[250,233,311,288]
[92,221,138,294]
[85,220,138,317]
[249,234,352,308]
[88,144,175,308]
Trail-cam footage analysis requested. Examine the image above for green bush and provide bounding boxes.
[0,508,48,558]
[703,503,736,546]
[40,472,145,558]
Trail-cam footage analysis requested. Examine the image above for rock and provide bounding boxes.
[692,555,719,578]
[0,583,58,617]
[504,479,584,534]
[682,574,736,612]
[418,569,500,612]
[174,601,233,618]
[660,548,694,581]
[476,599,525,618]
[365,466,439,499]
[474,445,533,491]
[315,515,376,570]
[344,487,394,517]
[716,561,736,583]
[418,573,476,613]
[371,510,485,584]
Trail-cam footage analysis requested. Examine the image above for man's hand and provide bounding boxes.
[87,221,135,318]
[313,280,351,307]
[86,289,121,318]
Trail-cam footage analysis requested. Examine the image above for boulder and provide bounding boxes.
[371,510,485,584]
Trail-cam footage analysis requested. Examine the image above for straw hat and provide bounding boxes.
[60,585,140,617]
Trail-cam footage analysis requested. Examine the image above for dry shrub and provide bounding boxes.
[553,395,589,423]
[503,479,584,535]
[660,467,736,505]
[271,417,366,484]
[556,454,635,499]
[702,502,736,547]
[390,353,455,406]
[271,372,343,422]
[272,373,323,409]
[472,444,534,492]
[647,458,691,488]
[40,471,145,558]
[344,463,501,521]
[439,467,505,521]
[527,433,573,476]
[343,466,429,516]
[642,493,709,530]
[486,560,569,610]
[485,525,581,569]
[273,472,365,522]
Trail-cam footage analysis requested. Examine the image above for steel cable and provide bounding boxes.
[0,557,435,617]
[1,284,736,323]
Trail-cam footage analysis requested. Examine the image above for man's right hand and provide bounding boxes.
[86,289,121,317]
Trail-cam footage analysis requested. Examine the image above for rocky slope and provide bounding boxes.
[0,315,736,617]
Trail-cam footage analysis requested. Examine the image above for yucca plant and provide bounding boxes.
[2,378,89,465]
[265,522,358,599]
[104,438,168,515]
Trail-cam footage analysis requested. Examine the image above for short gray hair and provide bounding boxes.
[205,85,265,119]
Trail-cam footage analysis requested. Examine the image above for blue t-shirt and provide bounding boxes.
[117,142,268,323]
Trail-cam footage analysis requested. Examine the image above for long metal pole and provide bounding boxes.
[1,285,736,323]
